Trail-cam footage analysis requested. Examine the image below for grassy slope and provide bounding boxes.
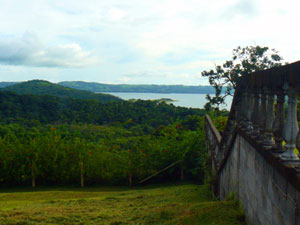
[0,184,245,225]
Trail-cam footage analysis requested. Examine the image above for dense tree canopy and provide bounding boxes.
[0,91,206,132]
[0,77,228,187]
[0,111,219,187]
[1,80,121,103]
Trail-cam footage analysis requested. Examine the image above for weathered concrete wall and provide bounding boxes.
[204,114,222,172]
[205,114,300,225]
[205,61,300,224]
[219,132,300,225]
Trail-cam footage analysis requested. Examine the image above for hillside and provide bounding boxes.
[0,90,204,126]
[0,82,18,88]
[0,80,218,94]
[59,81,216,94]
[1,80,121,103]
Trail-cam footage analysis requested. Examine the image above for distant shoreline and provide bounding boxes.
[0,80,228,95]
[58,81,218,94]
[101,92,232,109]
[97,91,210,94]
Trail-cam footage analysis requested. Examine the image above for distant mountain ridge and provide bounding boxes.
[58,81,216,94]
[0,80,218,94]
[0,80,121,103]
[0,82,18,88]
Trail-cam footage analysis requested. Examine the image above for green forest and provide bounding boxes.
[1,80,121,103]
[0,81,228,187]
[0,82,17,88]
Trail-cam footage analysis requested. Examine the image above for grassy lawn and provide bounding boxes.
[0,183,246,225]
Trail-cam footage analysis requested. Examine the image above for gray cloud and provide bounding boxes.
[0,0,299,84]
[221,0,257,19]
[0,32,97,68]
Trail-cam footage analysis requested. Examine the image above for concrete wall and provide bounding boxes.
[204,114,221,172]
[219,133,300,225]
[205,115,300,225]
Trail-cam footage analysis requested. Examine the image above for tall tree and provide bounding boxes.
[202,45,283,110]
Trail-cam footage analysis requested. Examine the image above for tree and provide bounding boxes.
[202,45,283,110]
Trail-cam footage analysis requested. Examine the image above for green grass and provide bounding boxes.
[0,183,246,225]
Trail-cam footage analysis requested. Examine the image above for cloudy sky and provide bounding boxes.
[0,0,299,85]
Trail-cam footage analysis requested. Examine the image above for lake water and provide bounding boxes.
[103,92,232,110]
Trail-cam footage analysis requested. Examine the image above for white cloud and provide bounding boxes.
[0,32,97,67]
[0,0,299,83]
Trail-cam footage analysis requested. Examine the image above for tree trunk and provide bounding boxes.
[31,160,35,188]
[180,164,184,181]
[128,173,132,187]
[80,161,84,187]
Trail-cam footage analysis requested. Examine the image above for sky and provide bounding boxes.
[0,0,299,85]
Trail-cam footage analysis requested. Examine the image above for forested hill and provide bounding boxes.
[0,80,216,94]
[0,82,18,88]
[0,91,204,128]
[59,81,215,94]
[1,80,121,103]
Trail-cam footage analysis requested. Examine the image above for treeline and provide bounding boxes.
[59,81,216,94]
[0,81,229,187]
[0,91,204,129]
[1,80,121,103]
[0,80,226,94]
[0,82,17,88]
[0,116,212,187]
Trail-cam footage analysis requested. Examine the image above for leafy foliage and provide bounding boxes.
[202,45,283,110]
[0,89,205,128]
[0,83,228,187]
[0,116,211,186]
[0,91,205,126]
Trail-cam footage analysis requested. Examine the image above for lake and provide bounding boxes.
[103,92,232,110]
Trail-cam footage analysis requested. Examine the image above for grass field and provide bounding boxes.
[0,183,246,225]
